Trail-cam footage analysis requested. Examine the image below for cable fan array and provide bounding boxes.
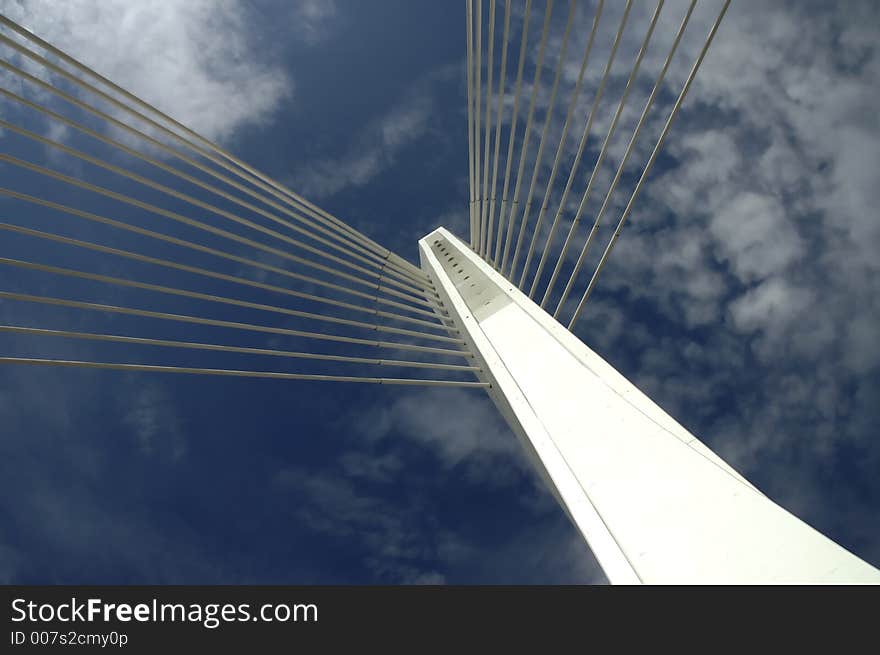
[465,0,730,329]
[0,14,487,388]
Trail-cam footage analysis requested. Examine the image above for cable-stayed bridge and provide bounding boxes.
[1,3,878,583]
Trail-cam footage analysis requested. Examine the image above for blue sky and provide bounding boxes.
[0,0,878,584]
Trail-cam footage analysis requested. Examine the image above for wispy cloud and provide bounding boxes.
[274,465,453,583]
[359,388,526,483]
[120,382,188,462]
[290,72,446,198]
[329,387,604,581]
[292,0,339,46]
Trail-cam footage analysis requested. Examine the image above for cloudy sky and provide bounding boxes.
[0,0,877,584]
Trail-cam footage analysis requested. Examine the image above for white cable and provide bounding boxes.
[492,0,533,266]
[0,257,464,345]
[0,326,480,372]
[0,155,440,305]
[524,0,604,297]
[479,0,496,257]
[500,0,554,275]
[0,222,455,334]
[537,0,633,308]
[0,357,490,387]
[554,0,665,318]
[474,0,483,250]
[0,83,424,286]
[485,0,512,266]
[509,0,577,283]
[466,0,477,246]
[0,117,425,290]
[0,188,443,316]
[0,18,423,275]
[0,291,471,358]
[568,0,732,330]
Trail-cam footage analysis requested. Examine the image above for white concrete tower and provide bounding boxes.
[421,228,880,583]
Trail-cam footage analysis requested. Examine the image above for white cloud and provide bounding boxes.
[1,0,292,142]
[728,276,814,341]
[710,192,805,283]
[359,388,525,481]
[643,2,880,370]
